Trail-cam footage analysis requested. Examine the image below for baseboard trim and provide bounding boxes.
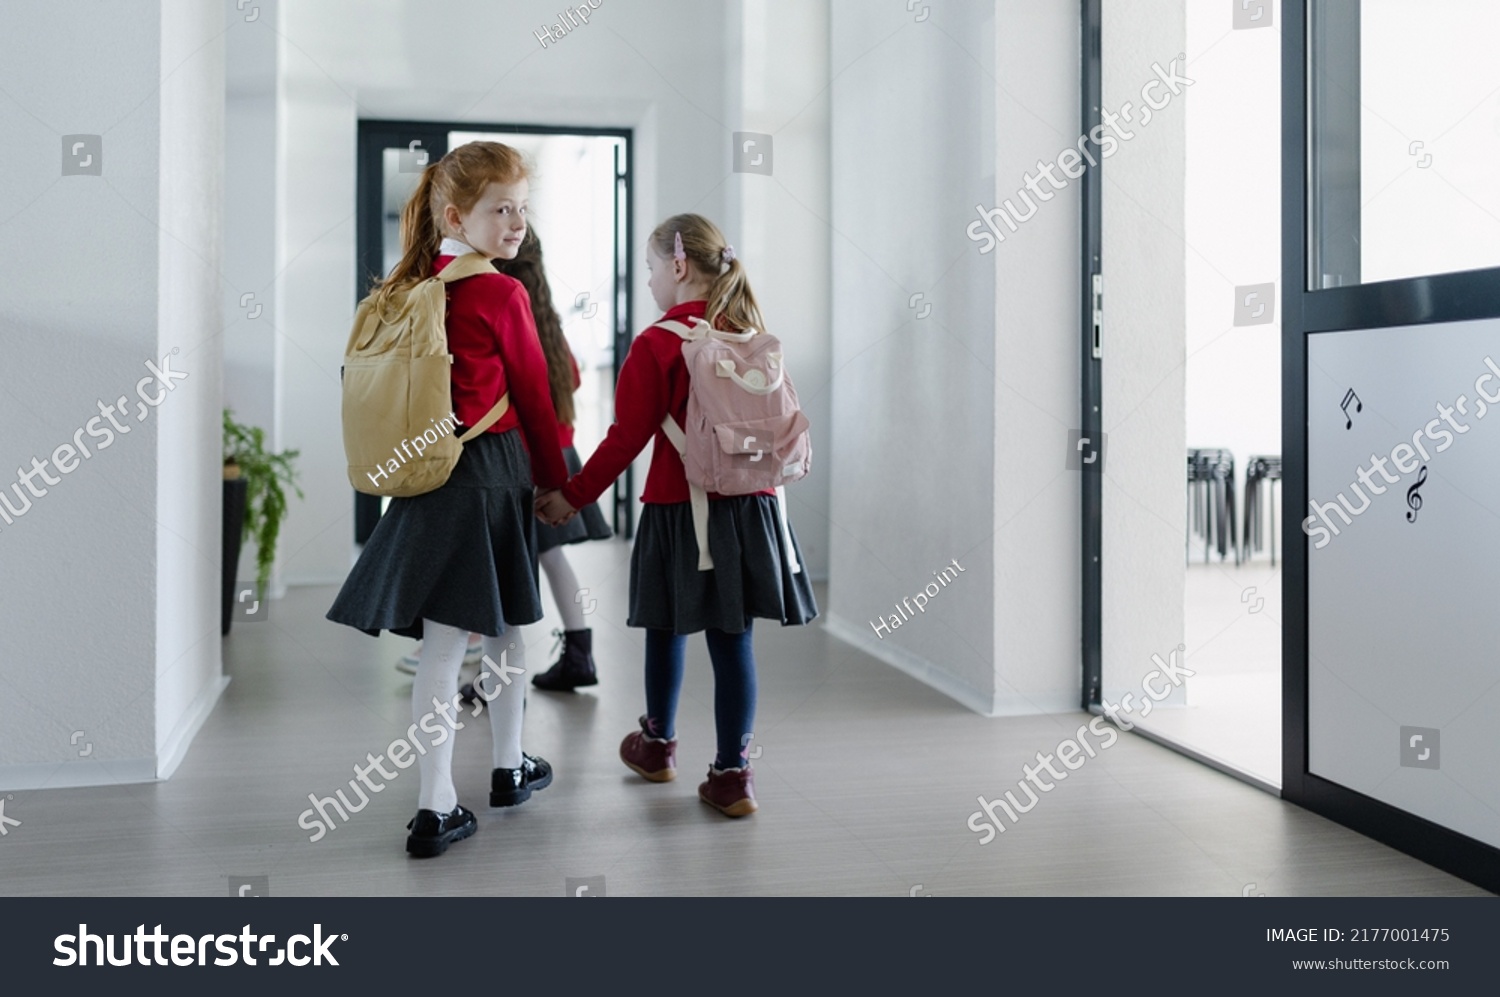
[157,675,231,780]
[281,574,348,588]
[0,757,159,793]
[823,613,996,715]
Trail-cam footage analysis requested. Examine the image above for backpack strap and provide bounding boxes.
[457,394,510,443]
[775,485,802,575]
[656,318,759,344]
[437,251,499,283]
[658,317,713,570]
[661,415,714,572]
[654,317,710,340]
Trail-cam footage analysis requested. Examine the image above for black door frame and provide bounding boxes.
[1079,0,1103,711]
[1281,0,1500,893]
[353,119,636,543]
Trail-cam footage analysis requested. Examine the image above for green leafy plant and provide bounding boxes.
[223,409,303,593]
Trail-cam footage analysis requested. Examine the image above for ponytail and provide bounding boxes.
[373,164,443,308]
[705,255,766,337]
[649,213,767,335]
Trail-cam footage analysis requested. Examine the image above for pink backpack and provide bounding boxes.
[657,317,811,572]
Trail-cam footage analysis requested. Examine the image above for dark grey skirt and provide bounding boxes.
[628,495,819,635]
[326,428,541,640]
[537,445,613,553]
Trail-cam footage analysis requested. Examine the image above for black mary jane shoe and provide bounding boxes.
[489,754,554,807]
[405,805,477,858]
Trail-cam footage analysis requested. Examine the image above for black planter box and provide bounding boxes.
[222,476,248,635]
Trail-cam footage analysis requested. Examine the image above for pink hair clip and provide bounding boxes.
[721,244,735,264]
[673,231,686,261]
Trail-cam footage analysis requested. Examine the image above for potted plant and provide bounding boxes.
[223,409,303,634]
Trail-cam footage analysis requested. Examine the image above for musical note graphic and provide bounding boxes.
[1406,464,1428,523]
[1341,388,1362,430]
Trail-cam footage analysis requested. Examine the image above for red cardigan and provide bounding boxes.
[561,300,774,508]
[437,255,568,490]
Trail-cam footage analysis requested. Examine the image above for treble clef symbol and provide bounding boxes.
[1406,465,1428,523]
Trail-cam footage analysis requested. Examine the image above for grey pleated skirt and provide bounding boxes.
[536,445,613,553]
[628,495,819,635]
[326,427,541,640]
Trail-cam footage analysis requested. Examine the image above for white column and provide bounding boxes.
[0,0,227,790]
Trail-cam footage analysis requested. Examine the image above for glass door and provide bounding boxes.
[1286,0,1500,892]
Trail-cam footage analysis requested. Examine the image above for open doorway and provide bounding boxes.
[354,121,633,544]
[1084,2,1282,790]
[1140,4,1283,788]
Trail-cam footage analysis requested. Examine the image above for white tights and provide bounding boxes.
[539,546,588,631]
[411,619,529,813]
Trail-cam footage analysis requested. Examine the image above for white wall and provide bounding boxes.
[0,0,225,790]
[155,0,229,776]
[824,0,1080,715]
[266,0,840,587]
[992,2,1084,714]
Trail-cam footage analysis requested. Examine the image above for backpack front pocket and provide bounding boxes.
[708,411,811,493]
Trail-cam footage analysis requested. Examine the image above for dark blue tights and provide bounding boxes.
[643,625,757,770]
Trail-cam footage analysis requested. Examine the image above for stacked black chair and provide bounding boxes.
[1242,454,1282,566]
[1186,448,1239,565]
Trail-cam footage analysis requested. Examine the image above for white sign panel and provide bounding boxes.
[1308,318,1500,850]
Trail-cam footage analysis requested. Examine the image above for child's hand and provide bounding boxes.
[534,489,578,526]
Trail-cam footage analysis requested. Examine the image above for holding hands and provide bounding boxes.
[534,488,578,527]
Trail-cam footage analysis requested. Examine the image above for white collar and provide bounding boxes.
[439,237,478,257]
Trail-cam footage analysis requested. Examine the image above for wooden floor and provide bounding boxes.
[1,538,1486,897]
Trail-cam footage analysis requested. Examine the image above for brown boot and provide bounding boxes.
[619,715,677,782]
[698,764,758,817]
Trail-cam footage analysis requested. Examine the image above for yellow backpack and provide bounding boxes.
[341,252,510,497]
